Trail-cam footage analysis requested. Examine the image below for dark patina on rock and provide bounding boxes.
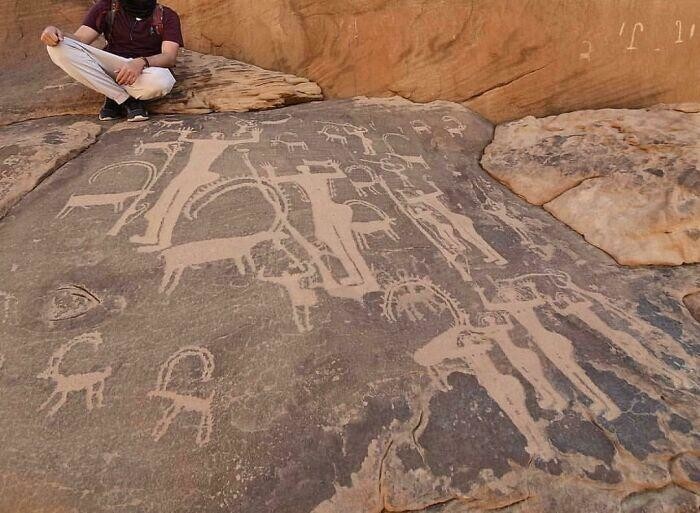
[0,98,697,513]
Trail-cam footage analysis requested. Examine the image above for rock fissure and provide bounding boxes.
[461,64,551,105]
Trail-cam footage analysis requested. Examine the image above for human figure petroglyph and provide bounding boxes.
[382,133,430,170]
[37,332,112,418]
[130,124,262,252]
[411,120,432,135]
[314,122,376,155]
[442,116,466,138]
[346,200,400,250]
[265,160,380,297]
[271,132,309,153]
[383,277,556,458]
[382,187,505,282]
[159,230,288,295]
[471,179,555,260]
[540,271,694,390]
[148,346,215,447]
[360,158,414,188]
[318,125,349,146]
[257,265,319,332]
[473,276,622,420]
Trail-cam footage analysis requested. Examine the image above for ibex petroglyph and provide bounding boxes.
[37,332,112,418]
[148,346,215,447]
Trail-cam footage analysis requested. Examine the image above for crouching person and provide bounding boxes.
[40,0,184,122]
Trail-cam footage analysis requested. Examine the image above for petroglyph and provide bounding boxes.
[257,265,319,332]
[382,133,430,169]
[472,276,621,420]
[346,165,380,197]
[271,132,309,152]
[131,124,262,252]
[46,284,102,322]
[148,346,215,447]
[5,100,700,513]
[377,177,506,281]
[442,116,466,138]
[346,200,399,250]
[383,277,556,458]
[471,178,555,259]
[37,332,112,418]
[56,162,158,231]
[160,230,288,295]
[315,122,376,155]
[318,125,349,146]
[411,120,432,135]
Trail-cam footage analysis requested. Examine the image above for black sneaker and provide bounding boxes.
[98,97,123,121]
[124,97,149,122]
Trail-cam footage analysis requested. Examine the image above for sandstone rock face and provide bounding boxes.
[149,48,323,114]
[481,106,700,266]
[0,117,101,219]
[685,292,700,322]
[4,1,700,123]
[0,48,322,126]
[0,99,698,513]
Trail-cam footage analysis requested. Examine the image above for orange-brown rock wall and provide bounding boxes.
[5,0,700,122]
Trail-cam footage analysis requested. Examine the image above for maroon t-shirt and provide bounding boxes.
[83,0,184,58]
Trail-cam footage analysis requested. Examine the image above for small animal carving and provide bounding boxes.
[37,332,112,417]
[148,346,215,447]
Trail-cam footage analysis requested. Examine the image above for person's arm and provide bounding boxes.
[115,41,179,86]
[40,25,100,46]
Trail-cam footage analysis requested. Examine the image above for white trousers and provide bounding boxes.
[47,37,176,104]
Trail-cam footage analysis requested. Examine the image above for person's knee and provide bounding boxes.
[132,71,176,100]
[46,40,78,67]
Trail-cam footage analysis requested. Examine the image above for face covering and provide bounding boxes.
[121,0,157,19]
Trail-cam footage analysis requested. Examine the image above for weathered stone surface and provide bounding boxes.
[4,0,700,123]
[0,98,698,513]
[0,47,323,126]
[685,292,700,322]
[481,106,700,266]
[0,117,101,219]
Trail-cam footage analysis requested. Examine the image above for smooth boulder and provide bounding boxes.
[481,105,700,266]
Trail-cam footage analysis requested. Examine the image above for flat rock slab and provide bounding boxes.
[0,117,101,219]
[481,106,700,266]
[0,98,698,513]
[0,48,322,126]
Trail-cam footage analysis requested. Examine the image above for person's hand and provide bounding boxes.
[41,26,64,46]
[115,59,146,86]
